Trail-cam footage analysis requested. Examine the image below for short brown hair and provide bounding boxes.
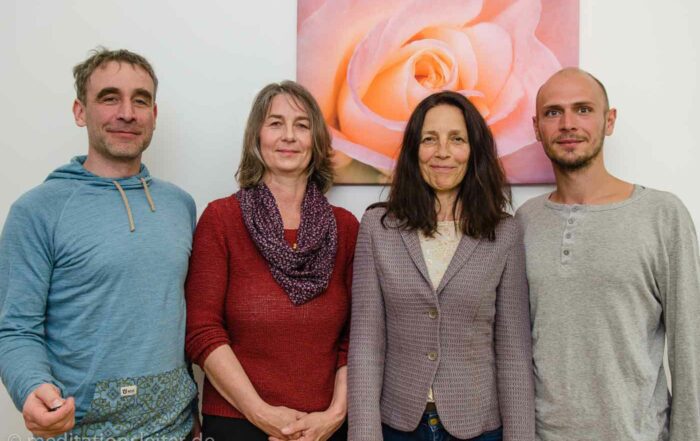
[236,81,334,193]
[73,47,158,103]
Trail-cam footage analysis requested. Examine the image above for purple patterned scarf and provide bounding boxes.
[236,182,338,305]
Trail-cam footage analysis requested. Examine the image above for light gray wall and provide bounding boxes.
[1,0,698,437]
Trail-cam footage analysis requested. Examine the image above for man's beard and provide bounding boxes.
[545,134,604,172]
[93,135,152,162]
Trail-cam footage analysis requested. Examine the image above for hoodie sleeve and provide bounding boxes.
[0,199,64,410]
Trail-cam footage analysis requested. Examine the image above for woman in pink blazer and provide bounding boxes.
[348,91,534,441]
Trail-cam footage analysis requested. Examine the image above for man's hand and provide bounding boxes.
[22,383,75,438]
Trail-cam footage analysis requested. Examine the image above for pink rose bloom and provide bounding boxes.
[298,0,579,183]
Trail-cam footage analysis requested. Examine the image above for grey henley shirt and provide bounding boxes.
[516,185,700,441]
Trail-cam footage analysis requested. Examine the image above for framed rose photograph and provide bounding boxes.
[297,0,579,184]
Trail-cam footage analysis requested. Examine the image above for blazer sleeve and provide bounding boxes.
[495,220,535,441]
[348,211,387,440]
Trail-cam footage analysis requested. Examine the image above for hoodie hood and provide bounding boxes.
[45,155,152,188]
[45,156,156,232]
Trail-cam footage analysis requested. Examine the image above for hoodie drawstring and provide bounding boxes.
[113,179,157,232]
[140,178,157,212]
[113,181,135,232]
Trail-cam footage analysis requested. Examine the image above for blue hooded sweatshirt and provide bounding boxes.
[0,156,197,439]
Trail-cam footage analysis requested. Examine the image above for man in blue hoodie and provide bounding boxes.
[0,48,197,440]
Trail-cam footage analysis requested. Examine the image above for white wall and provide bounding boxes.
[1,0,698,437]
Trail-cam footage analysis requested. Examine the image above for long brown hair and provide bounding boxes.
[379,91,511,240]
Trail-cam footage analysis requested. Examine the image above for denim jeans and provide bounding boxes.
[381,410,502,441]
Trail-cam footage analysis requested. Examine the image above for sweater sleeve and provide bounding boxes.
[659,197,700,441]
[0,202,64,410]
[347,211,386,441]
[185,202,233,368]
[495,220,535,441]
[336,212,359,370]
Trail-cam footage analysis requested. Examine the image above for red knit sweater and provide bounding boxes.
[185,195,358,419]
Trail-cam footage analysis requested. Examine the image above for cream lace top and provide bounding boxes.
[418,221,463,402]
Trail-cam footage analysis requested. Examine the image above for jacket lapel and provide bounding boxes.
[436,235,480,294]
[398,227,435,293]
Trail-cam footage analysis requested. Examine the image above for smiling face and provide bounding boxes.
[418,104,470,201]
[259,94,313,180]
[534,69,616,172]
[73,61,157,167]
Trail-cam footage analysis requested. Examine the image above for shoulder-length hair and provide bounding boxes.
[236,80,334,193]
[380,91,511,240]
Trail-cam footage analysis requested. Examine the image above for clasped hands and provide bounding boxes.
[248,402,345,441]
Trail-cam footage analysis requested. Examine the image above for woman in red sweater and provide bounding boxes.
[185,81,358,441]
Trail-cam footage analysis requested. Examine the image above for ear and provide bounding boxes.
[604,108,617,136]
[73,99,87,127]
[532,116,541,141]
[153,102,158,130]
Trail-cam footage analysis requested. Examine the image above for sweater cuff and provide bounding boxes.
[193,339,230,368]
[15,376,65,412]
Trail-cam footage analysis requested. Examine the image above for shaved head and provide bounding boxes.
[536,68,610,112]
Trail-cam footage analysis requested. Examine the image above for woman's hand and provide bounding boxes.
[271,365,348,441]
[270,407,345,441]
[247,402,307,440]
[203,346,307,439]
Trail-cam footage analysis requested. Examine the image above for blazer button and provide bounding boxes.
[427,351,438,361]
[428,307,438,319]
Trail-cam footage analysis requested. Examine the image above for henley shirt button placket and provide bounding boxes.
[562,206,580,265]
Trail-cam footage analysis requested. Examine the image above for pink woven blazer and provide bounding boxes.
[348,207,534,441]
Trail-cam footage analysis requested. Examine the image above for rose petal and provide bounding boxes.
[330,127,397,171]
[489,76,535,156]
[347,0,483,98]
[485,73,525,127]
[473,0,516,22]
[487,0,563,164]
[495,0,562,92]
[336,0,484,168]
[363,39,458,120]
[499,140,555,184]
[455,89,489,118]
[536,0,580,67]
[297,0,327,31]
[415,27,479,90]
[297,0,407,122]
[337,81,405,161]
[464,23,513,105]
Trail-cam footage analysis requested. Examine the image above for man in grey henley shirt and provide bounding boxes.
[516,68,700,441]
